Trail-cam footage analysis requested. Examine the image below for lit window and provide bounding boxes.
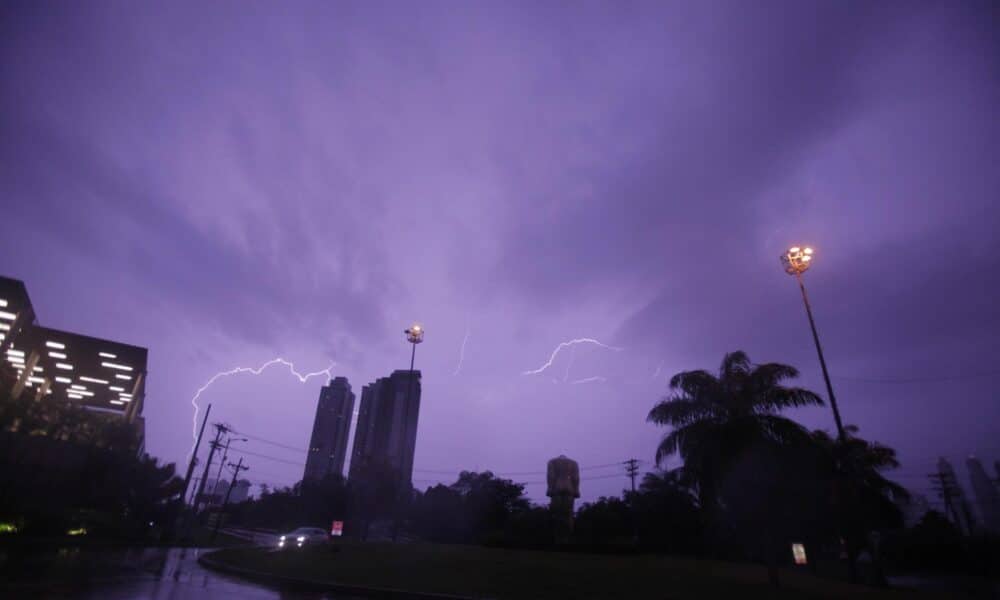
[7,357,24,364]
[119,393,133,399]
[99,352,117,359]
[33,366,43,372]
[70,389,93,397]
[45,341,65,349]
[67,393,83,399]
[101,362,132,372]
[109,386,124,392]
[56,363,73,370]
[70,384,87,391]
[54,377,71,384]
[28,377,45,384]
[0,311,16,321]
[80,376,109,384]
[0,323,9,331]
[0,298,6,307]
[110,400,125,405]
[6,349,24,357]
[48,352,67,359]
[115,374,132,380]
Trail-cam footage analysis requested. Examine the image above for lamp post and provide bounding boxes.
[781,246,846,443]
[392,323,423,541]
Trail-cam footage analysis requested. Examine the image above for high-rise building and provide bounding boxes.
[303,377,355,481]
[1,275,148,448]
[936,457,977,535]
[966,456,1000,533]
[348,370,421,487]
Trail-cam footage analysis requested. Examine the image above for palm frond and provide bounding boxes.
[647,397,723,427]
[754,414,813,447]
[668,369,718,397]
[749,362,800,387]
[654,430,682,465]
[757,386,824,411]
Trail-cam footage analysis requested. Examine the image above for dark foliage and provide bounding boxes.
[229,474,351,533]
[0,392,183,539]
[410,471,531,545]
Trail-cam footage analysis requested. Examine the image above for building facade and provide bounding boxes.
[303,377,355,481]
[1,275,148,447]
[967,456,1000,533]
[348,370,422,487]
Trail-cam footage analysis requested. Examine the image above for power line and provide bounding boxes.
[233,448,306,467]
[230,429,308,453]
[832,369,1000,384]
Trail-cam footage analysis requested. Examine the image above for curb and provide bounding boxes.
[198,551,483,600]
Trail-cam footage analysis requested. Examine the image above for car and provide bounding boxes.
[277,527,329,549]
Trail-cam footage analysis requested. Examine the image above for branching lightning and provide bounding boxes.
[188,358,335,460]
[453,322,471,376]
[522,338,623,376]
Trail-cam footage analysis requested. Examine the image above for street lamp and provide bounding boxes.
[393,323,424,541]
[781,246,846,443]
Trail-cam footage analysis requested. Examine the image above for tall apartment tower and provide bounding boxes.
[303,377,355,481]
[966,456,1000,533]
[348,370,422,487]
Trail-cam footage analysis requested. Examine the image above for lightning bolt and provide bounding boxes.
[188,358,335,460]
[522,338,623,376]
[570,375,607,385]
[453,322,471,376]
[652,361,664,379]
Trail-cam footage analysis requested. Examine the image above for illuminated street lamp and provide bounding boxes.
[781,246,846,443]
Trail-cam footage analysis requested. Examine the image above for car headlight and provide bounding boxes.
[280,535,286,541]
[296,536,306,542]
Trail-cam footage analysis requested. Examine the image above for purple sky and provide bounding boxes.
[2,1,998,504]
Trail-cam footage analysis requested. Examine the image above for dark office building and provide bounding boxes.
[1,275,149,447]
[303,377,355,481]
[348,370,422,487]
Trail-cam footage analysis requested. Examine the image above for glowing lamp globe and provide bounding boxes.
[780,246,814,275]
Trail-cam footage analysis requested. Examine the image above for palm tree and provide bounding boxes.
[811,425,908,531]
[647,351,823,511]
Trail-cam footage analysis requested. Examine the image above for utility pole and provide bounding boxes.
[624,459,639,494]
[212,436,247,508]
[212,457,249,542]
[193,423,230,513]
[624,458,640,545]
[188,478,201,505]
[180,404,211,507]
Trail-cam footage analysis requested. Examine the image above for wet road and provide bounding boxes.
[0,546,359,600]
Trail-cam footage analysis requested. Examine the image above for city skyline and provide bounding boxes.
[1,1,998,504]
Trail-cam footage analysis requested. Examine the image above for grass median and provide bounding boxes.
[205,541,936,599]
